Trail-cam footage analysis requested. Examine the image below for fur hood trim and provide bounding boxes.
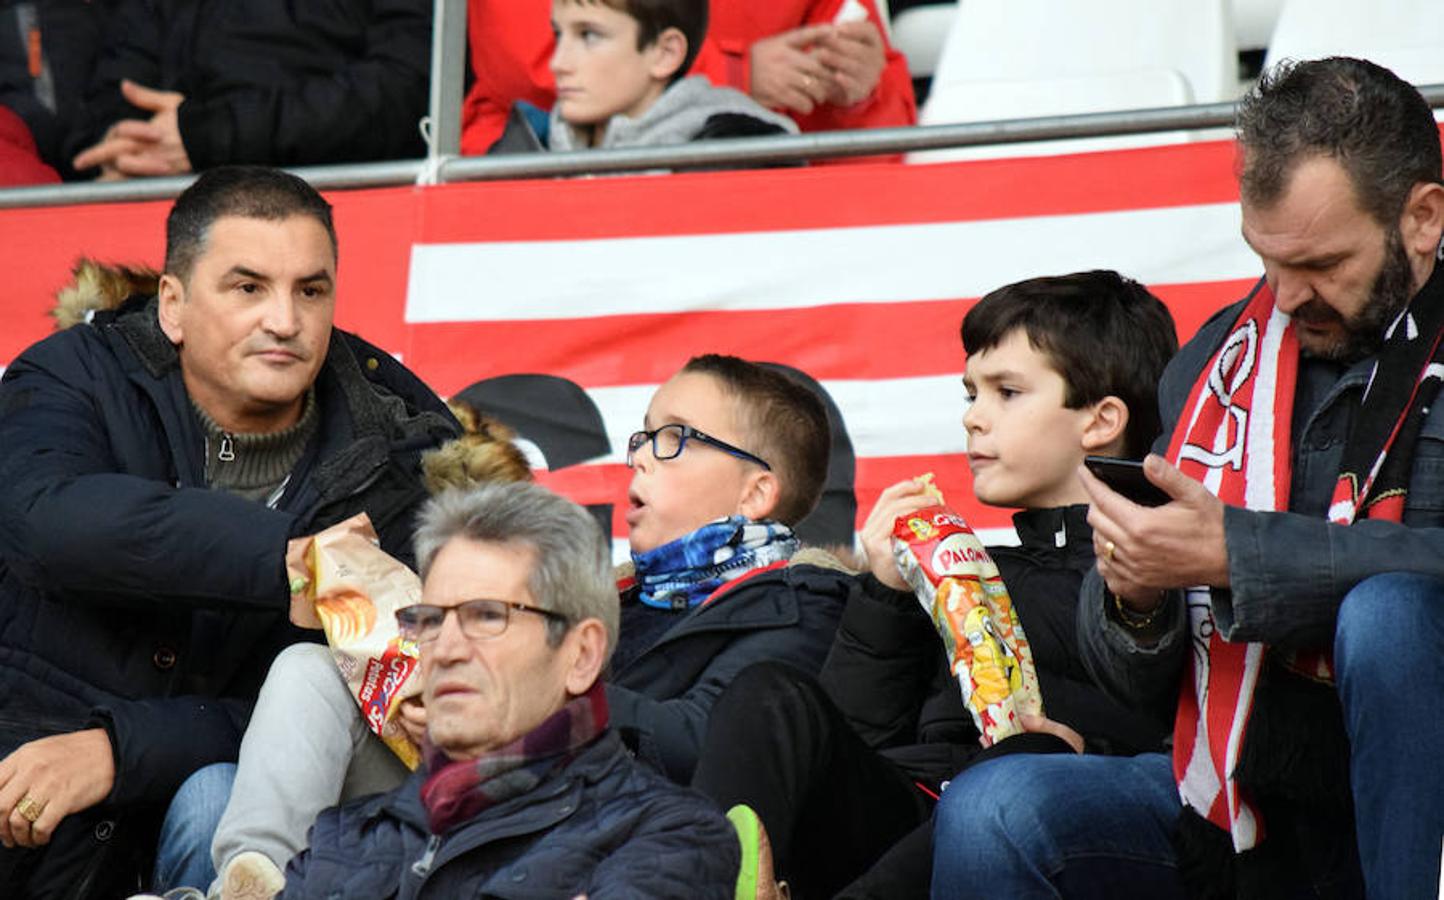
[53,259,159,330]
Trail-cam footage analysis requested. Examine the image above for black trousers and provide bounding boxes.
[691,662,934,900]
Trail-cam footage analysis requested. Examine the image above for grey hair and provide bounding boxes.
[413,482,618,659]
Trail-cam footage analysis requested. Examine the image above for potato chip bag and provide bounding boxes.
[891,501,1043,745]
[288,513,424,769]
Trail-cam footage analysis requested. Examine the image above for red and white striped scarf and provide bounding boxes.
[1166,264,1444,852]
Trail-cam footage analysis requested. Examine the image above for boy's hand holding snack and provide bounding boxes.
[885,479,1044,746]
[861,475,945,590]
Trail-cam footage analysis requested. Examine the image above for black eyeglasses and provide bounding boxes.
[395,598,569,643]
[626,423,771,470]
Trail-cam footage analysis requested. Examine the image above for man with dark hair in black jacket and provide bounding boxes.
[65,0,430,180]
[0,165,457,898]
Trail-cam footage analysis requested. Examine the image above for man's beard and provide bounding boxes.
[1296,228,1415,362]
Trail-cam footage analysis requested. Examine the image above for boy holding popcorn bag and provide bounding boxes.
[693,270,1180,899]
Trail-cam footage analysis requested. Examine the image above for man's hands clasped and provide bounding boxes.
[749,21,886,115]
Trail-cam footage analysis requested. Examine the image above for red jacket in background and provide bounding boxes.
[697,0,915,136]
[0,105,59,186]
[459,0,916,156]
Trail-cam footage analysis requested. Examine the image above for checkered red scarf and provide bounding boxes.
[420,682,609,835]
[1167,260,1444,854]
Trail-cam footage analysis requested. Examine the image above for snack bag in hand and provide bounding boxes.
[891,498,1043,745]
[288,513,424,769]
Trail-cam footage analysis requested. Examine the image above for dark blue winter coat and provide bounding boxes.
[280,730,740,899]
[0,292,456,897]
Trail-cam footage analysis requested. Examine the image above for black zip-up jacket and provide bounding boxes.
[820,506,1169,792]
[0,294,456,897]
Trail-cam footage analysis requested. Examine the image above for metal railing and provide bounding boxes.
[1,0,1442,211]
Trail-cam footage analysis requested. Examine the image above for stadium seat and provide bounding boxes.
[890,3,957,79]
[1232,0,1284,51]
[1263,0,1444,90]
[912,70,1195,161]
[912,0,1238,161]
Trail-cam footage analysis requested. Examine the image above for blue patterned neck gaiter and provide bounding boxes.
[631,515,800,610]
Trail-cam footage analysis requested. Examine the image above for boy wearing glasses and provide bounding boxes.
[606,353,849,781]
[186,354,847,897]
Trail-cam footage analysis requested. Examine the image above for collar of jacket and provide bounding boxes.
[375,731,629,839]
[98,294,456,504]
[1010,504,1094,568]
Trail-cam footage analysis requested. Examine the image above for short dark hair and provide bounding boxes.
[681,354,830,526]
[962,271,1178,458]
[1237,57,1444,225]
[559,0,707,82]
[165,166,337,281]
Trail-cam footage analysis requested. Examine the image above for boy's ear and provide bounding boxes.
[1079,396,1130,455]
[736,469,781,522]
[648,27,689,82]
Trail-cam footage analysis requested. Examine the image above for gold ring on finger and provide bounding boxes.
[1104,540,1116,562]
[15,795,46,823]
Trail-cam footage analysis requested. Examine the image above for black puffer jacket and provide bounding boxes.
[607,551,850,782]
[65,0,430,172]
[820,507,1169,791]
[281,731,740,900]
[0,293,456,897]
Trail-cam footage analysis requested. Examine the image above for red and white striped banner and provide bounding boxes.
[0,140,1263,551]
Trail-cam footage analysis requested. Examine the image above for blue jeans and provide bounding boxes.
[1336,572,1444,900]
[931,572,1444,900]
[930,752,1184,900]
[151,762,236,892]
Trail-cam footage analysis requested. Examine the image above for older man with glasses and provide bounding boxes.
[265,481,739,899]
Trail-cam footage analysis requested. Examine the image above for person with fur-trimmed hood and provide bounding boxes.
[0,166,457,899]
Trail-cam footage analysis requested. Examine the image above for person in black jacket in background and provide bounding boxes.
[65,0,430,180]
[0,165,455,899]
[0,0,105,178]
[692,271,1179,900]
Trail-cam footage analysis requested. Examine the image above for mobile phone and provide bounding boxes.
[1083,456,1171,507]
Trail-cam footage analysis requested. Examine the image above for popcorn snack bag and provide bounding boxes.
[288,513,424,769]
[890,488,1043,745]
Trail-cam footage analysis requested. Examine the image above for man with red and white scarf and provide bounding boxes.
[930,57,1444,900]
